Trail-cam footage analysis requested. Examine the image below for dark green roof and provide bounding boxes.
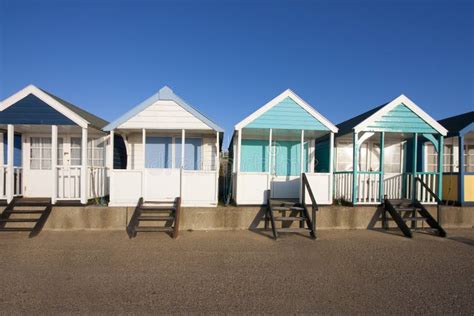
[438,111,474,136]
[40,88,108,130]
[336,103,387,136]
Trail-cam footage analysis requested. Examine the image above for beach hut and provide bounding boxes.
[433,111,474,205]
[229,89,338,205]
[0,85,110,205]
[104,86,223,207]
[333,94,448,205]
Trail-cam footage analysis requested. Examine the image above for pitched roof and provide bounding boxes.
[336,95,447,136]
[234,89,338,133]
[438,111,474,136]
[0,85,108,130]
[104,86,224,132]
[40,88,108,129]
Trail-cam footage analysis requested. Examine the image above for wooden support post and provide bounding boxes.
[51,125,58,204]
[6,124,14,203]
[180,129,185,198]
[411,133,418,201]
[237,129,242,173]
[379,132,385,202]
[300,129,304,203]
[108,130,114,170]
[215,131,220,204]
[352,132,359,205]
[437,135,444,200]
[268,128,272,190]
[458,135,464,204]
[142,129,146,198]
[80,127,88,205]
[329,132,334,203]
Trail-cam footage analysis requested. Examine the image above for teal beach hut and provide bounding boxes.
[333,95,448,205]
[229,89,338,205]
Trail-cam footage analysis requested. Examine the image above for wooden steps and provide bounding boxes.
[0,197,52,237]
[383,197,446,238]
[127,197,181,238]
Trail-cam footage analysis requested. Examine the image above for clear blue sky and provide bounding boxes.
[1,0,473,147]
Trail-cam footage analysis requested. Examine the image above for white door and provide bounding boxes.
[57,136,82,200]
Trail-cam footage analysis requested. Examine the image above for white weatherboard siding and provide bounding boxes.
[118,100,212,130]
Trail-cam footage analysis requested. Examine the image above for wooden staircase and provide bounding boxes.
[383,198,446,238]
[266,197,315,239]
[265,173,318,240]
[0,197,52,238]
[127,197,181,238]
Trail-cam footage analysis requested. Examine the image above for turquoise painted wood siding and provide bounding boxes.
[246,97,329,130]
[274,141,308,176]
[366,103,437,133]
[240,139,308,176]
[241,139,269,172]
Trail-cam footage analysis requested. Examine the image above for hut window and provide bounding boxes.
[464,144,474,172]
[88,138,106,167]
[383,142,402,173]
[425,143,454,172]
[336,141,352,171]
[70,138,82,166]
[30,137,62,170]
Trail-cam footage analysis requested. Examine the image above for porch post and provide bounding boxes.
[180,129,185,198]
[379,132,385,202]
[352,132,359,205]
[329,132,334,203]
[267,128,272,190]
[51,125,58,204]
[437,135,444,200]
[411,133,418,201]
[215,131,219,204]
[108,130,114,170]
[6,124,14,203]
[80,127,88,204]
[458,135,464,204]
[142,129,146,198]
[300,129,304,203]
[237,129,242,173]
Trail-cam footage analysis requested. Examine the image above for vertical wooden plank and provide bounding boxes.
[6,124,14,203]
[379,132,385,202]
[268,128,272,190]
[437,135,444,200]
[180,129,185,199]
[80,127,88,204]
[215,131,219,204]
[108,130,114,170]
[352,132,359,205]
[51,125,58,204]
[411,133,418,201]
[300,130,304,203]
[458,135,464,204]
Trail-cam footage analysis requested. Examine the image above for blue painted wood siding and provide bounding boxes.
[245,97,329,130]
[0,94,75,125]
[175,138,202,170]
[366,103,437,133]
[145,137,173,168]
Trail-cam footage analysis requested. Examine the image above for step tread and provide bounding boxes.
[274,216,305,221]
[272,206,304,211]
[135,226,174,232]
[8,210,44,214]
[0,218,38,222]
[138,216,174,221]
[277,227,311,233]
[140,206,176,211]
[0,227,34,232]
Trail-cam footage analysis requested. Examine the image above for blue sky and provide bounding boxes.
[1,0,473,147]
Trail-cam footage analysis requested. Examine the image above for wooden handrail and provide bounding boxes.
[301,173,318,211]
[414,177,441,204]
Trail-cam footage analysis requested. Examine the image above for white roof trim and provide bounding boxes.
[234,89,338,133]
[354,94,447,136]
[0,85,89,128]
